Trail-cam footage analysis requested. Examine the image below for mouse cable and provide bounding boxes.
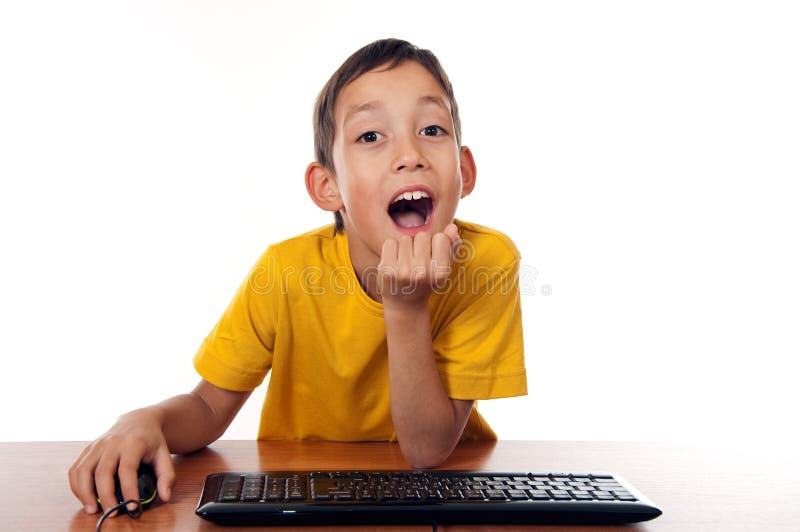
[95,499,142,532]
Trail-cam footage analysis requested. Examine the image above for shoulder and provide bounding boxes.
[257,225,338,264]
[454,219,520,268]
[271,224,337,251]
[243,225,341,300]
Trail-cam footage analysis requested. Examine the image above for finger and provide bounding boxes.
[410,232,431,288]
[118,455,143,511]
[431,232,453,283]
[151,445,176,502]
[397,235,414,279]
[444,224,462,257]
[380,238,398,268]
[95,454,121,517]
[443,223,460,244]
[379,238,399,296]
[412,231,431,261]
[69,445,100,514]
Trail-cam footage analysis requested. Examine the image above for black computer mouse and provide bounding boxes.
[96,463,158,509]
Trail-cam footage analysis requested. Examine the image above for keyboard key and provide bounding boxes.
[484,489,507,500]
[220,476,242,501]
[241,476,265,501]
[506,489,529,500]
[528,490,551,500]
[241,490,262,501]
[443,489,463,500]
[266,478,286,501]
[401,490,421,501]
[463,489,484,500]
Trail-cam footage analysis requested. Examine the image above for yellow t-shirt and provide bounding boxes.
[193,219,527,441]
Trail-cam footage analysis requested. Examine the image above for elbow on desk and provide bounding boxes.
[400,445,452,470]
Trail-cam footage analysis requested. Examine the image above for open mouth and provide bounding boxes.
[388,190,433,229]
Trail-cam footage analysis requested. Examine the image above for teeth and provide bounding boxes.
[392,190,430,204]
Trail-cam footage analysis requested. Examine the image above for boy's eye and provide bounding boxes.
[421,125,446,137]
[357,131,382,143]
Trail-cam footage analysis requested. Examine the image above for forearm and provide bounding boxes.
[143,393,220,454]
[146,380,249,454]
[384,302,464,468]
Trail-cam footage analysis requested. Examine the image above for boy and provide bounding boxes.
[69,38,527,515]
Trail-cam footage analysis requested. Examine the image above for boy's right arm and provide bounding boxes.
[68,378,251,515]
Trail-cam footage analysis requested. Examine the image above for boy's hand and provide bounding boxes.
[68,408,175,516]
[378,223,460,308]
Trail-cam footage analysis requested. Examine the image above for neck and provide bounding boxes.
[344,234,383,303]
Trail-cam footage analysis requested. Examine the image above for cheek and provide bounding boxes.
[335,175,372,216]
[431,148,460,174]
[339,161,381,200]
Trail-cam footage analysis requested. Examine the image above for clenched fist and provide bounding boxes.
[378,223,461,307]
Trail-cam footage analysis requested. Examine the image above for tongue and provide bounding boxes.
[393,210,426,228]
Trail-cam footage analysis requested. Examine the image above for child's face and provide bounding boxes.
[329,60,474,261]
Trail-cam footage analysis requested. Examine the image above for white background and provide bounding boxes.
[1,1,798,445]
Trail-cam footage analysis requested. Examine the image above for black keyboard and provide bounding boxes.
[196,470,662,526]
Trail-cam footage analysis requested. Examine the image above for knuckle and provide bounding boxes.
[100,433,121,447]
[73,462,93,479]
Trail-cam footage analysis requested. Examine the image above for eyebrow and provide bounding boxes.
[418,95,449,112]
[344,101,382,124]
[343,95,450,124]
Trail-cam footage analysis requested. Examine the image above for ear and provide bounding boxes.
[459,146,477,198]
[305,162,344,212]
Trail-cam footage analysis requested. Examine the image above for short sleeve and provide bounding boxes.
[193,246,279,392]
[432,232,527,400]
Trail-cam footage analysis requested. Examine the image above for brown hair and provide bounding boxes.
[313,38,463,232]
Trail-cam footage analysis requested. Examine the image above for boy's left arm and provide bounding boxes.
[379,224,473,469]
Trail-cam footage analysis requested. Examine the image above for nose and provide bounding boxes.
[392,135,427,172]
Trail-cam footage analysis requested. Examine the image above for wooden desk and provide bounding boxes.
[0,440,797,531]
